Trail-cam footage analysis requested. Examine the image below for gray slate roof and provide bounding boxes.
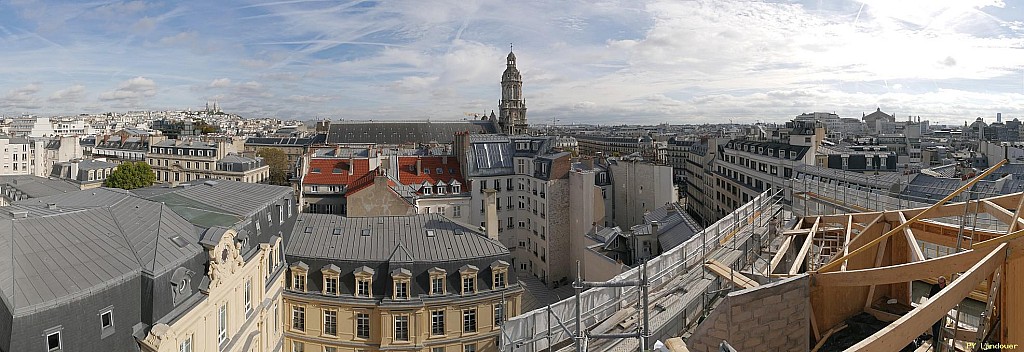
[636,202,702,251]
[132,179,293,221]
[286,213,508,263]
[0,188,202,316]
[326,120,498,145]
[0,175,81,198]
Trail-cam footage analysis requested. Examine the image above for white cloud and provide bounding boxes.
[99,77,157,101]
[208,78,232,88]
[49,84,86,102]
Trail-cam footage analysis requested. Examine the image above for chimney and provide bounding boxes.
[651,220,660,235]
[416,158,423,175]
[46,203,57,210]
[348,155,354,175]
[442,155,448,165]
[583,157,594,170]
[484,189,499,241]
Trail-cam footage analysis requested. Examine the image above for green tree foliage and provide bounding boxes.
[258,148,290,186]
[104,161,157,190]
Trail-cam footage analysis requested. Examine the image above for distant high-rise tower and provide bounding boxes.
[498,46,527,135]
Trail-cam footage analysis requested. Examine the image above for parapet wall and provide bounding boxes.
[686,274,809,352]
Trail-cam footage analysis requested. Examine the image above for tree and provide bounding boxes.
[258,148,290,186]
[104,161,157,190]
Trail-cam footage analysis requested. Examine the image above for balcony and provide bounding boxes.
[540,213,546,219]
[539,192,545,198]
[532,190,538,195]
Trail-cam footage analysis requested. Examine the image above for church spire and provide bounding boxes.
[498,45,527,135]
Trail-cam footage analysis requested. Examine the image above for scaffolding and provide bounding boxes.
[500,190,784,352]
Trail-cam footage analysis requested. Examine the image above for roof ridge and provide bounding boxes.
[106,204,146,272]
[147,205,164,274]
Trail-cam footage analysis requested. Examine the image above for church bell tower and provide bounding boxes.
[498,45,527,135]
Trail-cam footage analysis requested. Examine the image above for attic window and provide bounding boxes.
[304,226,313,234]
[333,228,343,236]
[312,168,321,173]
[424,169,430,174]
[454,229,465,236]
[361,229,371,236]
[170,236,189,248]
[332,168,342,174]
[436,168,443,174]
[426,230,436,237]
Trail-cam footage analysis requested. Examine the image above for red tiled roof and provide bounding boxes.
[346,168,399,195]
[396,156,465,189]
[303,158,372,185]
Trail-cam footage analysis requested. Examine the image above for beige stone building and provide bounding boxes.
[283,212,523,352]
[148,139,270,184]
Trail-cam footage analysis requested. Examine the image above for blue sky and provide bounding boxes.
[0,0,1021,125]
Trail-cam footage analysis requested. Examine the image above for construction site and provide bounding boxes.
[500,159,1024,351]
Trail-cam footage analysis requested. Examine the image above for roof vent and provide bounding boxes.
[304,226,313,233]
[10,210,28,218]
[361,229,371,236]
[454,228,465,236]
[204,180,218,186]
[426,230,436,237]
[332,228,343,236]
[170,235,189,248]
[46,203,57,210]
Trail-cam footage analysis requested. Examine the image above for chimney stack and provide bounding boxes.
[651,220,660,235]
[349,156,354,175]
[416,158,423,175]
[484,189,499,241]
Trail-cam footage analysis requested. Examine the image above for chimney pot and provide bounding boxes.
[483,189,498,241]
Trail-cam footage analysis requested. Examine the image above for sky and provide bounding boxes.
[0,0,1022,125]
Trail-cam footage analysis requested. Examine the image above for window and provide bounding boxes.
[292,342,304,352]
[453,205,461,217]
[495,303,505,326]
[462,276,475,294]
[179,335,192,352]
[430,274,445,295]
[100,308,114,330]
[462,309,477,333]
[218,304,228,347]
[324,310,338,336]
[46,330,61,351]
[356,313,371,339]
[325,277,338,295]
[293,273,306,291]
[395,315,410,341]
[453,184,461,193]
[464,344,477,352]
[431,310,446,336]
[494,271,506,288]
[292,306,305,331]
[244,279,253,317]
[434,348,446,352]
[325,348,337,352]
[395,281,408,299]
[356,278,371,297]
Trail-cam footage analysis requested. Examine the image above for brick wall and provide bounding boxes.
[685,274,809,351]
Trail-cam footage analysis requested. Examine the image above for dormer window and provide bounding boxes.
[354,266,374,297]
[460,264,479,295]
[322,264,341,296]
[491,260,509,289]
[392,268,412,300]
[429,267,447,295]
[290,262,309,292]
[436,186,445,195]
[436,167,443,174]
[452,181,462,193]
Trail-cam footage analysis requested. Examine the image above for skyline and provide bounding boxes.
[0,0,1022,125]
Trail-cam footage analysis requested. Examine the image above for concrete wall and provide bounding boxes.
[686,275,810,352]
[608,160,673,229]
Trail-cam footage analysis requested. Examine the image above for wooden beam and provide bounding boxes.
[1007,195,1024,234]
[814,191,1022,224]
[818,159,1007,272]
[813,248,991,287]
[981,199,1024,229]
[844,243,1007,352]
[898,212,925,262]
[704,260,759,289]
[842,215,853,270]
[790,217,820,275]
[811,323,848,352]
[768,235,793,276]
[839,213,885,271]
[972,227,1024,250]
[863,235,889,311]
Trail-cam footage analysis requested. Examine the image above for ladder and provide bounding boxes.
[972,268,1002,351]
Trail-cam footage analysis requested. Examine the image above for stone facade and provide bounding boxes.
[686,275,809,352]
